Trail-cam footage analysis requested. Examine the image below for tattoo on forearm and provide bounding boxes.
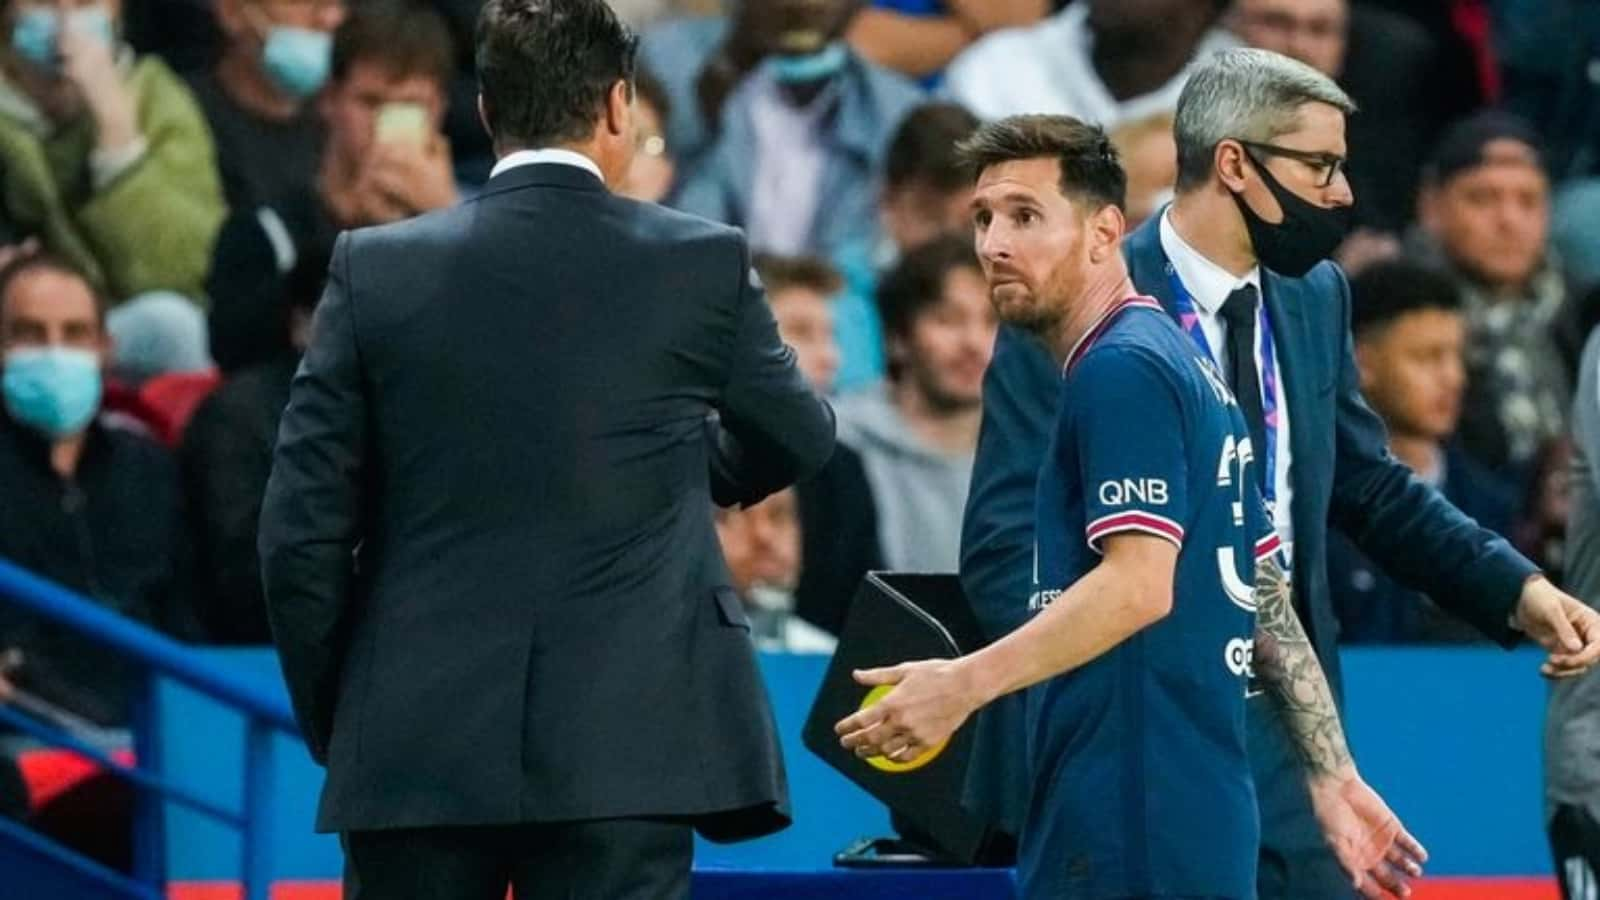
[1252,555,1353,777]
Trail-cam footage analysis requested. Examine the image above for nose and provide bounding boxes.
[977,223,1010,264]
[1325,169,1354,208]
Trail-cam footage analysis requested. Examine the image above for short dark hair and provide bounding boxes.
[332,0,456,91]
[1423,110,1547,188]
[877,234,981,343]
[1350,260,1463,340]
[754,254,842,298]
[886,102,981,193]
[0,254,107,326]
[476,0,639,149]
[955,114,1127,211]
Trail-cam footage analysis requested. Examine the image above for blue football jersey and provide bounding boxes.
[1018,297,1278,900]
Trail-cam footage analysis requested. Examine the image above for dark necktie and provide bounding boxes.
[1219,284,1267,490]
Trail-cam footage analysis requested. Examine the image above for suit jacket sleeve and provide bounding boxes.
[257,232,366,763]
[709,235,836,507]
[1324,266,1536,646]
[959,325,1058,640]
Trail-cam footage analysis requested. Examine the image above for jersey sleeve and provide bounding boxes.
[1069,346,1190,554]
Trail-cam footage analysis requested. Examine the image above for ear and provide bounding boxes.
[1213,139,1250,193]
[477,92,493,144]
[1086,203,1126,264]
[605,78,630,138]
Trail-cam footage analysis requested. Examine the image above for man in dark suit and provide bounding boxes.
[960,47,1600,899]
[257,2,836,897]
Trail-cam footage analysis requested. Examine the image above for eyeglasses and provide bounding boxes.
[1236,140,1347,188]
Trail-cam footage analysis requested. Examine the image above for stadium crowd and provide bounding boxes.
[0,0,1595,887]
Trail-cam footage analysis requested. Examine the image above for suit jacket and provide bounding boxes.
[258,162,836,838]
[958,214,1537,834]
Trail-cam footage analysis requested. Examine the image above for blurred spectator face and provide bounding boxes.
[892,261,995,411]
[218,0,346,100]
[735,0,863,56]
[881,181,972,254]
[1420,140,1551,292]
[619,91,674,203]
[1087,0,1209,46]
[321,59,446,174]
[1229,0,1348,78]
[715,489,802,595]
[1356,307,1466,443]
[770,284,839,391]
[1111,114,1177,228]
[5,0,124,121]
[0,263,108,439]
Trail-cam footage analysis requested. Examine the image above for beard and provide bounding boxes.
[990,283,1061,337]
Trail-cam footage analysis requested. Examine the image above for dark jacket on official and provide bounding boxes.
[259,162,836,839]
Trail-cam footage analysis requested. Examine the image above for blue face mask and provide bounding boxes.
[3,346,102,439]
[11,6,115,71]
[770,41,848,85]
[261,25,332,99]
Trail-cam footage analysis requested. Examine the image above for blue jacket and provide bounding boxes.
[959,214,1538,834]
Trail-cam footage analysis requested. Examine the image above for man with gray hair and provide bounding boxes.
[961,46,1600,898]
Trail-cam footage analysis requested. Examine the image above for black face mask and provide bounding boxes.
[1230,152,1353,278]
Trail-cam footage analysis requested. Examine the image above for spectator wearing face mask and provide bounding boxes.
[0,254,193,729]
[647,0,923,266]
[187,0,345,211]
[204,0,455,373]
[0,0,224,302]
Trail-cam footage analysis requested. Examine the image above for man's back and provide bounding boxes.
[260,161,835,838]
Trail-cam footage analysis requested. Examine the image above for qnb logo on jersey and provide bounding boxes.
[1216,434,1255,526]
[1098,478,1169,507]
[1225,637,1255,679]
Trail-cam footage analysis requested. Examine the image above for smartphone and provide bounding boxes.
[375,102,429,148]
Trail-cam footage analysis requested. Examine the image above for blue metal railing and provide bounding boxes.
[0,556,301,900]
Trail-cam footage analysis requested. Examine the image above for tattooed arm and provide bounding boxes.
[1251,553,1353,776]
[1252,554,1427,898]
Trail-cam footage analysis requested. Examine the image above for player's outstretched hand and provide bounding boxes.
[1512,577,1600,679]
[834,659,982,766]
[1309,769,1428,899]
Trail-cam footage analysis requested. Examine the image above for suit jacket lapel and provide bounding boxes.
[1259,268,1318,572]
[1124,216,1179,318]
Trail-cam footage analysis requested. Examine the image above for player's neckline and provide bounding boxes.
[1063,295,1164,374]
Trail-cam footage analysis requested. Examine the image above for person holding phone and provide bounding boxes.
[0,0,224,301]
[202,1,455,377]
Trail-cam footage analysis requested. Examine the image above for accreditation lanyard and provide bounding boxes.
[1165,265,1281,512]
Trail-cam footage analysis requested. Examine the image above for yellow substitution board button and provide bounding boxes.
[858,684,950,773]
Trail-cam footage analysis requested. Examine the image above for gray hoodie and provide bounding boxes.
[1549,326,1600,826]
[835,385,975,573]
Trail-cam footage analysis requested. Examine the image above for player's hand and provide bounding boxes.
[833,658,982,765]
[1308,769,1427,898]
[1513,577,1600,679]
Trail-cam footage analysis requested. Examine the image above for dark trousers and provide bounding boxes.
[342,818,693,900]
[1551,804,1600,900]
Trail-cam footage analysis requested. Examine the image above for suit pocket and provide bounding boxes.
[714,587,752,631]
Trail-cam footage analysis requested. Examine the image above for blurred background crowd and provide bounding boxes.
[0,0,1598,868]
